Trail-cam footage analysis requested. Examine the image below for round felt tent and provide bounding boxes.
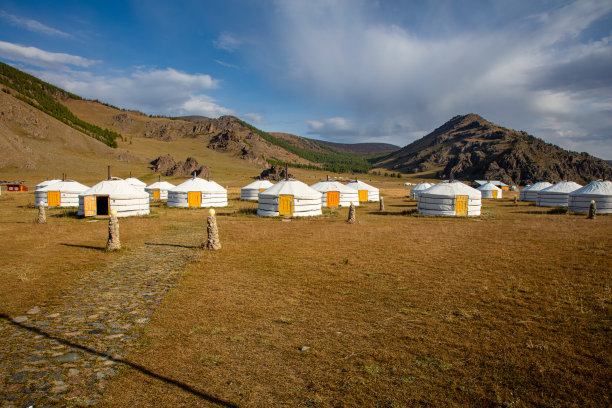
[35,179,61,191]
[410,182,433,199]
[241,180,274,201]
[35,180,90,207]
[125,177,146,191]
[78,178,149,217]
[568,180,612,214]
[418,181,481,216]
[519,181,552,201]
[477,182,503,199]
[167,176,228,208]
[258,179,322,217]
[345,180,380,202]
[310,179,359,207]
[536,181,582,207]
[145,180,176,201]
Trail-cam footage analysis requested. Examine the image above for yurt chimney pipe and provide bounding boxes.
[108,165,111,180]
[158,175,161,182]
[285,163,288,181]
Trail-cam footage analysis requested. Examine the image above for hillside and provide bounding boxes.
[375,114,612,185]
[0,87,139,182]
[316,141,400,156]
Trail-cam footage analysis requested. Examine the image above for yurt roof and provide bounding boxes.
[242,180,274,190]
[421,181,481,198]
[171,177,226,192]
[38,180,89,193]
[260,179,321,199]
[36,179,61,188]
[82,179,148,198]
[310,180,355,193]
[524,181,553,192]
[569,180,612,196]
[125,177,146,187]
[477,182,502,191]
[540,181,582,194]
[346,180,379,191]
[146,181,176,190]
[412,182,433,191]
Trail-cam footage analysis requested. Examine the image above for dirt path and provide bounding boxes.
[0,228,202,407]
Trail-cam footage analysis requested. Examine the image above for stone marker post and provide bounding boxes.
[514,195,518,205]
[347,202,356,224]
[379,196,384,212]
[205,208,221,250]
[588,200,597,219]
[106,209,121,251]
[37,201,46,224]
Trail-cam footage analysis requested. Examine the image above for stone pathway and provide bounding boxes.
[0,230,201,407]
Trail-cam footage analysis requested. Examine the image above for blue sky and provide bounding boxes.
[1,0,612,158]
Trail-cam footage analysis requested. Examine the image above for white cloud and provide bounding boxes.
[213,33,241,52]
[37,67,231,118]
[0,40,97,69]
[241,113,262,123]
[0,10,72,38]
[269,0,612,157]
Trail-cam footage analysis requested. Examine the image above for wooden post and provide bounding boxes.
[347,202,356,224]
[37,201,46,224]
[588,200,596,219]
[379,196,384,212]
[205,209,221,250]
[106,209,121,251]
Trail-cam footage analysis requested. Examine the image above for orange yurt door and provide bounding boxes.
[84,196,96,216]
[326,191,340,207]
[188,191,201,207]
[153,189,161,200]
[455,195,468,215]
[278,195,293,216]
[492,190,498,199]
[47,191,61,206]
[358,190,368,202]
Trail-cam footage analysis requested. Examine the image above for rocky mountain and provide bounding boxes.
[150,155,210,177]
[375,114,612,185]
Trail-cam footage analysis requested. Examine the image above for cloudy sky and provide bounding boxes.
[1,0,611,158]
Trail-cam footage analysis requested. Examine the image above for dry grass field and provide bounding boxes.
[1,179,610,407]
[84,191,608,407]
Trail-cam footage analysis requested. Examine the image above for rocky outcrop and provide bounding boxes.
[376,114,612,185]
[149,155,210,177]
[259,165,293,181]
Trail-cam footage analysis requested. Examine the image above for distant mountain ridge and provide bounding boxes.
[375,114,612,185]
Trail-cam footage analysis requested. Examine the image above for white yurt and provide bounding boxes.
[145,180,176,200]
[418,181,482,216]
[167,176,228,208]
[345,180,380,202]
[536,181,582,207]
[410,182,433,199]
[35,180,90,207]
[477,182,503,199]
[519,181,553,201]
[258,179,322,217]
[568,180,612,214]
[125,177,146,191]
[241,180,274,201]
[35,179,61,191]
[78,178,149,217]
[310,179,359,207]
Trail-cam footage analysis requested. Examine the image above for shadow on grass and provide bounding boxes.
[0,313,239,408]
[145,242,201,249]
[60,243,106,251]
[370,209,420,216]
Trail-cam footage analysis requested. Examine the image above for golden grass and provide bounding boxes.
[93,192,611,407]
[0,193,208,315]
